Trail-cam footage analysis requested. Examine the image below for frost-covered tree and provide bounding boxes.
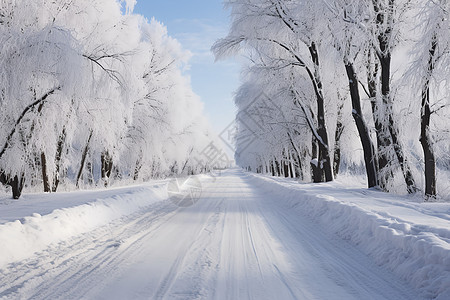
[408,0,450,199]
[323,0,379,188]
[0,3,88,197]
[234,66,316,180]
[0,0,223,198]
[213,0,339,182]
[368,0,418,193]
[217,0,449,200]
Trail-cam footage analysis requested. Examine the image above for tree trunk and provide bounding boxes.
[377,40,395,190]
[309,43,333,182]
[287,132,303,179]
[367,51,388,190]
[284,161,289,178]
[333,146,341,177]
[0,171,25,199]
[333,103,344,178]
[52,128,66,192]
[41,152,51,192]
[379,50,416,193]
[370,0,393,191]
[86,161,94,185]
[289,160,294,178]
[11,175,25,199]
[373,0,416,193]
[345,63,378,188]
[0,171,6,186]
[420,35,437,200]
[275,160,281,176]
[101,151,113,187]
[287,150,294,178]
[76,130,93,188]
[295,154,303,180]
[317,116,333,182]
[311,139,322,183]
[388,120,417,193]
[133,160,141,181]
[420,87,436,199]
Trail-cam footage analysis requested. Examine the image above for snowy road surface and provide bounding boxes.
[0,169,420,299]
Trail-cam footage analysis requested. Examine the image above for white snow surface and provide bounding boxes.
[0,182,169,269]
[0,169,448,299]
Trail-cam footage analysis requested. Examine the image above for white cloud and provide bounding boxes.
[171,18,228,64]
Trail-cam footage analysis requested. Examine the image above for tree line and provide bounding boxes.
[213,0,449,200]
[0,0,225,199]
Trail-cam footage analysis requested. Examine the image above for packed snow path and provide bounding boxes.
[0,169,419,299]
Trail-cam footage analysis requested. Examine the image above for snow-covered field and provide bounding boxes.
[0,169,448,299]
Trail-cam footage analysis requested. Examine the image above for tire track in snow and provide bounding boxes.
[50,202,188,299]
[152,197,223,299]
[0,170,424,299]
[243,173,421,300]
[212,174,304,300]
[0,200,181,299]
[153,197,226,299]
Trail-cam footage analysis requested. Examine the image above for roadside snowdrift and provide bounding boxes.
[247,173,450,300]
[0,184,168,269]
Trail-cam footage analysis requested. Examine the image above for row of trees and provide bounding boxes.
[214,0,449,200]
[0,0,225,199]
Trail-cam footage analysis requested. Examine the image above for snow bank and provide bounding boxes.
[247,173,450,300]
[0,184,168,269]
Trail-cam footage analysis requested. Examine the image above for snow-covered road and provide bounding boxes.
[0,169,420,299]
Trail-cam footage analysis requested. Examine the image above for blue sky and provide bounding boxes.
[133,1,240,138]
